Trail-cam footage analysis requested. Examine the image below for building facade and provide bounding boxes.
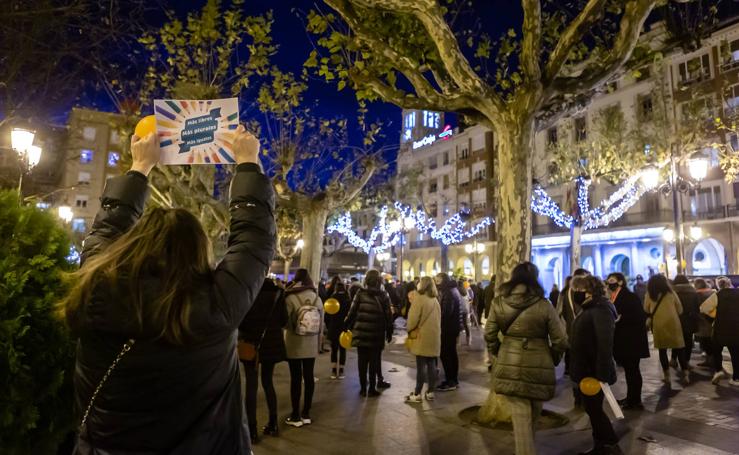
[58,108,126,236]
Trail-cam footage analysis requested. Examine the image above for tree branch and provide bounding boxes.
[547,0,657,98]
[520,0,542,83]
[327,160,378,210]
[544,0,607,83]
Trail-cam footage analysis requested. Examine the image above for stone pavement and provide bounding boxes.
[248,323,739,455]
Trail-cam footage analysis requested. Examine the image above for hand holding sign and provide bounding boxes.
[232,125,260,165]
[130,133,160,176]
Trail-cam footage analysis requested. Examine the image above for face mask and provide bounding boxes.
[607,282,620,291]
[572,291,587,306]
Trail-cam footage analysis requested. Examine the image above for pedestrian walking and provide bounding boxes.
[61,128,275,454]
[693,279,716,366]
[549,283,560,307]
[284,268,323,427]
[700,277,739,385]
[606,273,648,410]
[672,275,700,375]
[644,274,686,384]
[404,277,442,403]
[238,278,288,441]
[485,262,568,455]
[436,273,463,391]
[326,277,351,379]
[570,275,621,455]
[344,269,393,397]
[633,275,647,304]
[458,279,472,346]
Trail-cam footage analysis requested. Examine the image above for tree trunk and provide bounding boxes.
[478,118,534,425]
[283,257,292,281]
[300,208,329,283]
[570,222,582,275]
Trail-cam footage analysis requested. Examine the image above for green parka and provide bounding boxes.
[485,285,568,401]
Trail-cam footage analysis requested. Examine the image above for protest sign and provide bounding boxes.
[154,98,239,165]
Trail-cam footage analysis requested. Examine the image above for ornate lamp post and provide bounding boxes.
[10,128,41,200]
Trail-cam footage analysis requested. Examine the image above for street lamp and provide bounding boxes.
[58,206,73,224]
[646,151,708,275]
[464,239,485,282]
[376,251,390,273]
[10,128,41,199]
[395,216,416,282]
[282,238,303,280]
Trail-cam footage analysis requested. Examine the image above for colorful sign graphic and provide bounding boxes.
[412,124,454,150]
[154,98,239,165]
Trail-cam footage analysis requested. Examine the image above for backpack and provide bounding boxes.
[295,294,321,336]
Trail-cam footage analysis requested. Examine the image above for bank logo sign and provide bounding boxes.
[412,125,453,150]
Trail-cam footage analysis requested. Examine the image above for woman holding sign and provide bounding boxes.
[61,126,275,454]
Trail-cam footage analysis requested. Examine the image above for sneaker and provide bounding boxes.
[405,392,422,403]
[301,414,312,425]
[377,381,391,389]
[437,383,458,392]
[424,392,435,401]
[331,368,337,379]
[338,368,345,379]
[729,379,739,386]
[285,416,304,428]
[712,371,727,385]
[262,422,278,436]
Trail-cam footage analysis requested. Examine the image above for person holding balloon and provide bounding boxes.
[569,275,621,455]
[324,276,351,379]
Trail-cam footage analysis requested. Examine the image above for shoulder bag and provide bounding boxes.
[646,293,666,331]
[238,289,284,361]
[79,339,136,435]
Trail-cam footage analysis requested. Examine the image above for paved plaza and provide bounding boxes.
[248,324,739,455]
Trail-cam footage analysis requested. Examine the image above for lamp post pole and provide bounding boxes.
[669,150,686,275]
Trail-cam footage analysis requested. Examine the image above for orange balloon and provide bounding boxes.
[134,115,157,138]
[339,331,353,349]
[579,377,601,396]
[324,298,340,315]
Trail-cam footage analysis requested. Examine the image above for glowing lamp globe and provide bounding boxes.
[324,298,340,315]
[339,331,353,349]
[134,115,157,138]
[579,377,601,396]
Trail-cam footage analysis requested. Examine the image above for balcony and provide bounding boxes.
[683,205,739,222]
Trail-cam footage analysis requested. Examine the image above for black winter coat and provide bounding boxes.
[570,296,617,385]
[325,290,351,341]
[673,283,700,335]
[713,288,739,346]
[440,282,462,337]
[345,287,392,348]
[612,288,650,361]
[72,165,275,455]
[239,279,287,363]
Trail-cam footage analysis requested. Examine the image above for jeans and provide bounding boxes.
[414,356,438,395]
[711,344,739,379]
[508,396,542,455]
[288,358,315,418]
[357,347,381,391]
[261,361,278,424]
[619,357,643,405]
[242,360,258,435]
[582,390,618,447]
[330,337,346,366]
[659,348,687,371]
[440,332,459,384]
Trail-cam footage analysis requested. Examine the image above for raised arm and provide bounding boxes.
[213,126,277,327]
[80,133,159,265]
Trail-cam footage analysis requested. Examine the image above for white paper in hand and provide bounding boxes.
[600,382,625,419]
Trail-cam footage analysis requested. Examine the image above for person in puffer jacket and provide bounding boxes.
[344,269,393,397]
[485,262,567,455]
[60,127,275,454]
[436,273,464,391]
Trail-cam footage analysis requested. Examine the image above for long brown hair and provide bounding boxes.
[59,207,213,344]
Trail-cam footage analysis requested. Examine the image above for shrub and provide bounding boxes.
[0,190,75,454]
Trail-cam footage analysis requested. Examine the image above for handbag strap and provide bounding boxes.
[255,289,284,350]
[80,338,136,431]
[649,293,666,318]
[496,296,537,336]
